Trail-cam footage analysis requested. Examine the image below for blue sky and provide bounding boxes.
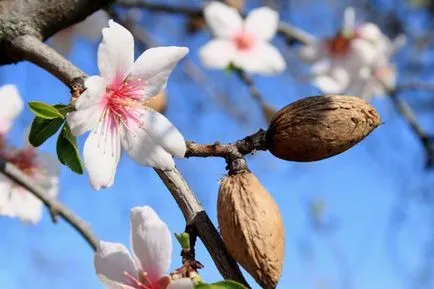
[1,0,434,288]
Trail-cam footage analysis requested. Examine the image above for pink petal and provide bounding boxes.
[94,241,138,289]
[199,39,236,69]
[128,46,188,99]
[83,116,121,190]
[204,1,243,39]
[130,206,172,283]
[98,20,134,85]
[245,7,279,41]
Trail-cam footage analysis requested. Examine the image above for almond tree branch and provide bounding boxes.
[0,159,99,251]
[7,31,249,286]
[389,89,434,167]
[116,0,315,45]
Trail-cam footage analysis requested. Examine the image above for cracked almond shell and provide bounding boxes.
[266,95,381,162]
[218,172,284,289]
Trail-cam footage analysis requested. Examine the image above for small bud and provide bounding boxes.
[218,171,284,289]
[144,90,167,113]
[266,95,381,162]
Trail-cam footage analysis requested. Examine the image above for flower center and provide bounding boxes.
[9,148,38,176]
[326,31,354,57]
[233,33,254,51]
[124,271,169,289]
[103,79,145,127]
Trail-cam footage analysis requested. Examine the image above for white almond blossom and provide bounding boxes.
[299,7,393,94]
[51,10,109,55]
[94,206,194,289]
[0,148,59,224]
[199,1,286,75]
[66,20,188,190]
[0,84,23,135]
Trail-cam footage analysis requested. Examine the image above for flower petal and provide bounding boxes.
[245,7,278,41]
[67,76,106,136]
[76,10,110,41]
[128,46,188,99]
[204,1,243,38]
[50,29,75,56]
[83,116,121,190]
[233,42,286,75]
[350,38,379,66]
[0,175,14,217]
[167,279,195,289]
[10,188,44,224]
[199,39,236,69]
[130,206,172,283]
[0,84,23,134]
[120,112,176,170]
[98,20,134,85]
[298,42,324,63]
[342,7,356,34]
[94,241,138,288]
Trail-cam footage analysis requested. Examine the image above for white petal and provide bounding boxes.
[342,7,356,34]
[50,29,75,56]
[167,279,195,289]
[76,10,110,41]
[98,20,134,85]
[245,7,278,41]
[67,76,106,136]
[128,47,188,99]
[233,42,286,75]
[313,68,350,94]
[199,40,236,69]
[83,116,121,190]
[130,206,172,283]
[120,111,176,170]
[11,188,44,224]
[204,1,243,38]
[0,175,15,217]
[0,84,23,134]
[350,39,379,65]
[94,241,138,288]
[311,58,332,75]
[298,42,323,63]
[357,23,382,42]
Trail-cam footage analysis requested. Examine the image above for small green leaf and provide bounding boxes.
[195,281,247,289]
[175,232,190,250]
[224,63,242,74]
[29,101,64,119]
[29,117,64,147]
[56,124,83,174]
[53,104,74,116]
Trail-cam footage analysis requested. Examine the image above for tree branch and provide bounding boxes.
[116,0,315,45]
[9,35,86,85]
[0,159,99,251]
[389,90,434,167]
[0,0,112,64]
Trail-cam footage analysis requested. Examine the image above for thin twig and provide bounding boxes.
[389,90,434,167]
[116,0,315,45]
[0,159,99,250]
[12,34,249,286]
[235,70,277,122]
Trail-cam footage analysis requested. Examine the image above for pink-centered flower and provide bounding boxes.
[0,146,59,224]
[66,20,188,190]
[199,1,286,75]
[299,7,392,94]
[0,84,23,135]
[94,206,194,289]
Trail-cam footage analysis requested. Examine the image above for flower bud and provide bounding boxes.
[144,90,167,113]
[218,171,284,289]
[266,95,381,162]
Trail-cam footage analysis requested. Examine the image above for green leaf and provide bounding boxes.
[175,232,190,250]
[29,117,64,147]
[28,101,64,119]
[224,63,242,74]
[195,281,247,289]
[53,104,74,116]
[56,124,83,174]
